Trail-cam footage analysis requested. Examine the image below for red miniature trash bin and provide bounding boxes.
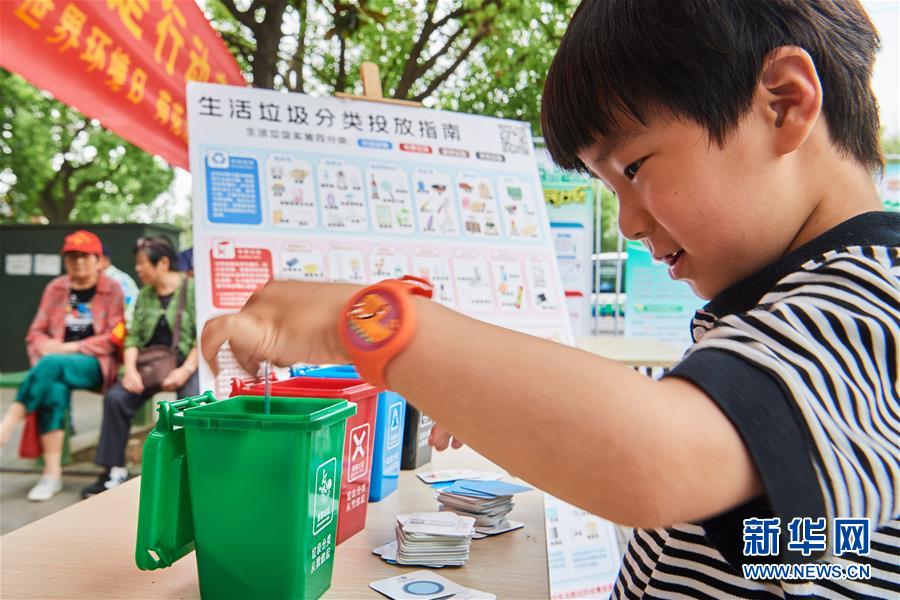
[231,375,378,544]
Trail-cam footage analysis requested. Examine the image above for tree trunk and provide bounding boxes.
[250,0,290,89]
[336,34,347,93]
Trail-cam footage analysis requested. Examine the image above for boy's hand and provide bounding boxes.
[429,422,465,451]
[201,280,361,374]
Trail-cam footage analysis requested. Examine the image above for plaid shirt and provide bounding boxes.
[26,274,124,391]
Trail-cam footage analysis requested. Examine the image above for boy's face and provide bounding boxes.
[577,109,811,300]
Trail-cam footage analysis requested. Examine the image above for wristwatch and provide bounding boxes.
[338,276,433,390]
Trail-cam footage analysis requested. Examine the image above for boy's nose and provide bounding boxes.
[618,203,655,241]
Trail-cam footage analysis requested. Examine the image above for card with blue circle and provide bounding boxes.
[369,570,467,599]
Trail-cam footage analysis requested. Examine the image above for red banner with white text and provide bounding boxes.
[0,0,246,169]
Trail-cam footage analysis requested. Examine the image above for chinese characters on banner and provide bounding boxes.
[187,82,573,394]
[0,0,245,168]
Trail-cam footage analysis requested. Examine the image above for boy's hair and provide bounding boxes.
[541,0,883,173]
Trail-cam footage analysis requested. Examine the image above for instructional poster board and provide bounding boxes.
[187,83,573,394]
[881,159,899,212]
[545,495,623,599]
[623,240,703,350]
[535,148,596,337]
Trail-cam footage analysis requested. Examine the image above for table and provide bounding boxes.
[0,447,548,599]
[576,335,683,368]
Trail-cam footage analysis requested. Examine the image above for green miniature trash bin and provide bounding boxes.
[136,391,357,599]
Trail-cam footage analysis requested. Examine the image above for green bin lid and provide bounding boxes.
[135,392,218,571]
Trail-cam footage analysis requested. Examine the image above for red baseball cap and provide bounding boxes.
[61,230,103,256]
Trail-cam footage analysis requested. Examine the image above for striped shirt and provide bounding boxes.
[614,211,899,599]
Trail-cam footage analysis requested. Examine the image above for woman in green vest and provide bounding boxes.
[81,236,198,498]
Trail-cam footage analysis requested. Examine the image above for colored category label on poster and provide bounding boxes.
[411,249,456,308]
[457,172,502,238]
[318,159,368,232]
[267,154,316,228]
[366,163,415,234]
[453,251,495,311]
[525,255,559,311]
[205,151,262,224]
[328,245,367,284]
[499,175,541,240]
[491,253,526,312]
[280,243,326,281]
[412,167,460,237]
[210,242,273,308]
[369,246,410,281]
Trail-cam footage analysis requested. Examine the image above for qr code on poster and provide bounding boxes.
[499,124,532,155]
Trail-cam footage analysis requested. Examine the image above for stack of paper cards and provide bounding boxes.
[373,512,476,567]
[369,570,496,600]
[416,469,504,485]
[436,480,532,537]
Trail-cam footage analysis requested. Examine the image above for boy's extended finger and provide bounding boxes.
[200,314,234,375]
[429,425,451,451]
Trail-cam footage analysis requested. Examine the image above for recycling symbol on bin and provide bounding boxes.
[318,472,333,499]
[389,407,401,431]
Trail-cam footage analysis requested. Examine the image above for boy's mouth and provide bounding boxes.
[656,249,684,267]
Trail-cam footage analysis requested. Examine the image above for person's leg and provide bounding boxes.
[94,382,151,468]
[177,370,200,398]
[26,430,66,501]
[24,354,101,501]
[38,430,65,478]
[0,355,62,446]
[0,401,26,446]
[83,382,150,498]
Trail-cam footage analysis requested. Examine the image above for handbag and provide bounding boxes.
[136,280,187,393]
[18,412,41,459]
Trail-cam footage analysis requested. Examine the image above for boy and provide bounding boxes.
[203,1,898,597]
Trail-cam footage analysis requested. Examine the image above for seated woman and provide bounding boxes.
[81,236,198,497]
[0,230,124,501]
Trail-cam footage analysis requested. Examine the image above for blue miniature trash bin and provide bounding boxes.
[294,365,407,501]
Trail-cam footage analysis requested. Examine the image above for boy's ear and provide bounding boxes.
[757,46,823,156]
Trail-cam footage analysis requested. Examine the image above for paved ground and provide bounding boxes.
[0,387,173,535]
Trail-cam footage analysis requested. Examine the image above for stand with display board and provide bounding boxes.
[187,66,574,396]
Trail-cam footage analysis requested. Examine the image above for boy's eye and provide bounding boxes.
[624,158,645,180]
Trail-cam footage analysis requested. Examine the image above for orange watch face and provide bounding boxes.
[345,288,404,351]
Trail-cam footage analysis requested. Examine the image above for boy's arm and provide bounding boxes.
[388,297,762,528]
[202,280,762,528]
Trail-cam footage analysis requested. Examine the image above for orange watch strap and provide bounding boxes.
[338,276,433,390]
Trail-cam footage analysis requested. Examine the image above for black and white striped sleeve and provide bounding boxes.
[667,250,900,537]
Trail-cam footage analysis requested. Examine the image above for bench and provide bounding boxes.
[0,370,155,467]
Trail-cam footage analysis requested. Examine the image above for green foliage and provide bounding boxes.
[882,132,900,156]
[597,185,621,253]
[208,0,580,132]
[0,69,174,224]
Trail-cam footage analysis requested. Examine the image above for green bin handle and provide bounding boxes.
[136,391,218,572]
[155,390,218,432]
